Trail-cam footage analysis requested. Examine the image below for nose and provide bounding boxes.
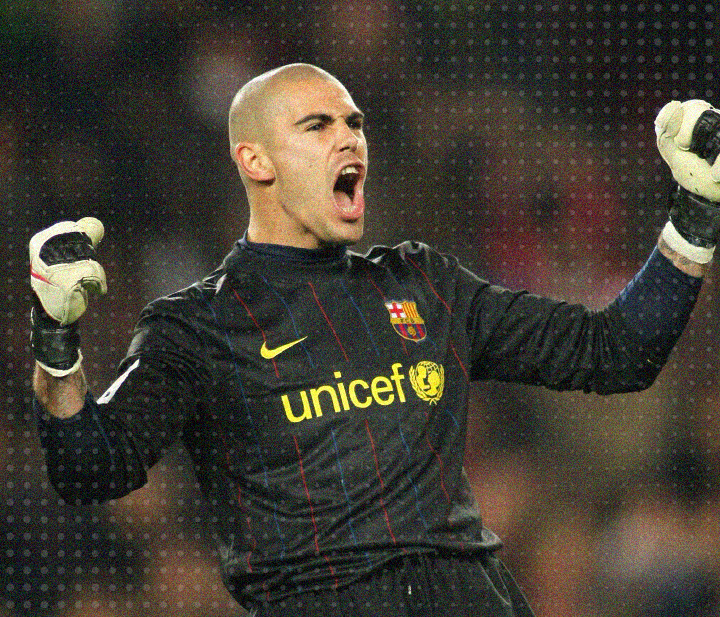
[338,123,360,152]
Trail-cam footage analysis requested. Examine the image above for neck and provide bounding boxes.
[240,231,347,262]
[247,209,332,250]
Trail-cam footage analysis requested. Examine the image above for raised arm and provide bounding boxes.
[466,99,720,391]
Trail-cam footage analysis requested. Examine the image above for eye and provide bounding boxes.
[307,122,324,131]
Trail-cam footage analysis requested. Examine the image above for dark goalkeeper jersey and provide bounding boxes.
[37,237,702,606]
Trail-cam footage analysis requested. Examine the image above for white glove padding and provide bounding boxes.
[29,217,107,326]
[655,99,720,200]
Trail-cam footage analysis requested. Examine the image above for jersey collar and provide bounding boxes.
[237,232,348,263]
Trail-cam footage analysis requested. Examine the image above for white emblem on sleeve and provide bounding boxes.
[97,358,141,404]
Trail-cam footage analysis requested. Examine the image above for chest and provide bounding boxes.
[221,268,455,371]
[197,266,466,461]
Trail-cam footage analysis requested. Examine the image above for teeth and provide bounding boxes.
[340,165,358,176]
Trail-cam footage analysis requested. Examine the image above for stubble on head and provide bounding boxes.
[228,63,344,165]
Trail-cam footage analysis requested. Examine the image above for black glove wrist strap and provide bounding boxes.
[30,301,80,372]
[668,184,720,248]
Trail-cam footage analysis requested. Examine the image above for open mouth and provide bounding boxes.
[333,164,364,219]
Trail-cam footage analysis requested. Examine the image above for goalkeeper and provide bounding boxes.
[29,64,720,616]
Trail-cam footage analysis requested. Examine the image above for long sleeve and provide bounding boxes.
[36,294,210,505]
[36,392,148,504]
[465,247,702,393]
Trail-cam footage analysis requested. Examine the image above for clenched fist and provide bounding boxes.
[29,217,107,376]
[656,100,720,263]
[30,217,107,326]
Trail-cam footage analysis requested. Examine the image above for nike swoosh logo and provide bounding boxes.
[260,337,307,360]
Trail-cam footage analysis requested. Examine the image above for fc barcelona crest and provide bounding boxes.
[384,300,426,342]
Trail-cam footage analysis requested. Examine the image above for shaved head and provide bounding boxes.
[228,63,344,163]
[227,63,368,249]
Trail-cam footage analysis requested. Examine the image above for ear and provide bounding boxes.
[235,142,275,182]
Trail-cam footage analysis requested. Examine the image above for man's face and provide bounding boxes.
[262,78,368,249]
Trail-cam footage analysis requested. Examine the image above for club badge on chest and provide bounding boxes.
[384,300,427,342]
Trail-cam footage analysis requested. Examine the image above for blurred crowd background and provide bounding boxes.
[2,1,720,615]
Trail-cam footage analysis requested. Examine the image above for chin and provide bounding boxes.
[339,221,365,245]
[322,223,364,247]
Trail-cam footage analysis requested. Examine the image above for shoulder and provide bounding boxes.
[359,240,461,274]
[144,268,223,314]
[132,263,232,349]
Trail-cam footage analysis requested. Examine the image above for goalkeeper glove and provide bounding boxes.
[29,217,106,376]
[655,99,720,263]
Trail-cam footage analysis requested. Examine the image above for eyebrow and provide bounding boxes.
[294,111,365,126]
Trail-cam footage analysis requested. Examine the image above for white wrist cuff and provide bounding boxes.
[661,221,715,264]
[36,350,83,378]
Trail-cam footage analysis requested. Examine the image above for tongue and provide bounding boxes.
[333,190,354,214]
